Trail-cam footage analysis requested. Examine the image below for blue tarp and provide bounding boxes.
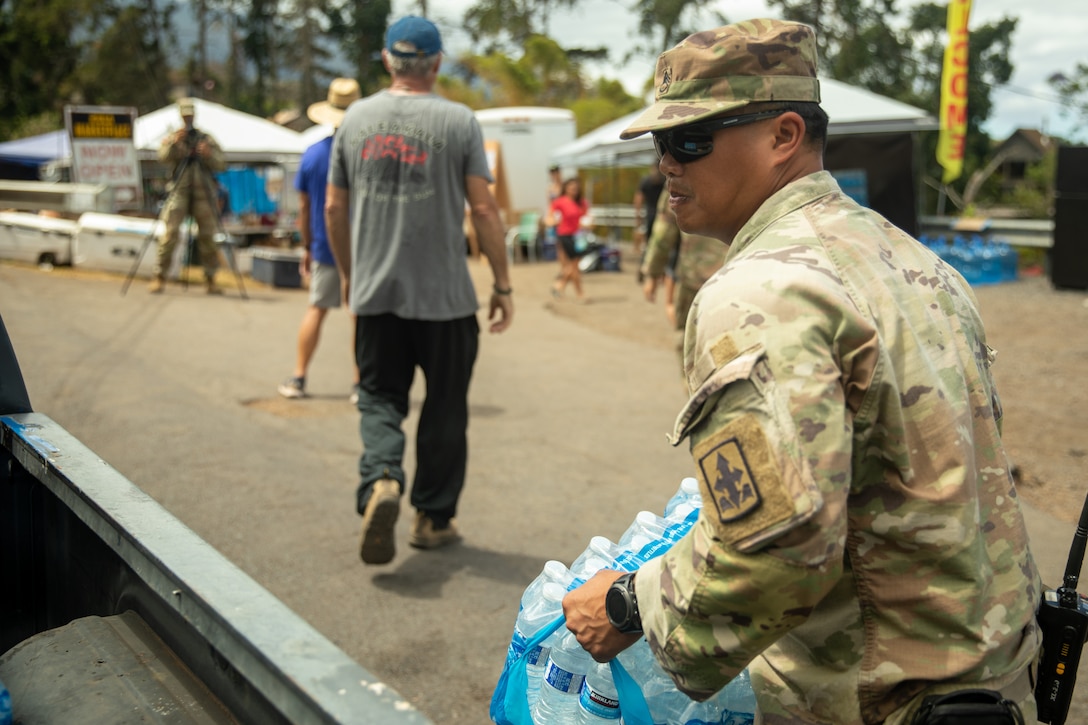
[216,167,277,217]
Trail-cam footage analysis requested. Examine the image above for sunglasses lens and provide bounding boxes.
[653,128,713,164]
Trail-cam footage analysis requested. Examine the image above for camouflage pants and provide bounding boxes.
[155,190,221,279]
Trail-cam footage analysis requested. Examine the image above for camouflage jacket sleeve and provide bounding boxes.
[641,193,679,278]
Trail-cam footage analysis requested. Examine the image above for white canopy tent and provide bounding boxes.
[550,77,939,169]
[134,98,309,163]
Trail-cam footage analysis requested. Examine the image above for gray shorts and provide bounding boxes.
[309,261,341,308]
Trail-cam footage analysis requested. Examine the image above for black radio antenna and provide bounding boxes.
[1058,491,1088,608]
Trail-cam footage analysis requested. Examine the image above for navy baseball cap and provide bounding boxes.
[385,16,443,58]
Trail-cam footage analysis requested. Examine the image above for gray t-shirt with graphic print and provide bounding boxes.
[329,90,493,320]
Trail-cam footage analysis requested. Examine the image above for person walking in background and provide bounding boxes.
[548,177,589,302]
[149,98,226,295]
[326,15,514,566]
[631,167,665,269]
[640,191,726,368]
[278,78,362,401]
[563,19,1040,723]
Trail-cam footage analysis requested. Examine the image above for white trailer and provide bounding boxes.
[475,107,576,220]
[0,211,77,267]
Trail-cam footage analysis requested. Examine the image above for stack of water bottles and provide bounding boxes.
[919,233,1019,287]
[493,477,758,725]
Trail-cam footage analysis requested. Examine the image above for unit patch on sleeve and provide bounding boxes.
[698,437,761,522]
[691,413,797,547]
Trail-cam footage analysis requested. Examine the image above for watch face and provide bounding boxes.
[606,582,631,628]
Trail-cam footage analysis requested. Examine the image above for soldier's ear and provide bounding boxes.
[769,112,805,159]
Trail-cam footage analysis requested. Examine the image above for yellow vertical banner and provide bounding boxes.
[937,0,972,183]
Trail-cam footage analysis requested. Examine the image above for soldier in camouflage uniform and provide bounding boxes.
[563,19,1041,724]
[641,191,727,338]
[149,98,226,295]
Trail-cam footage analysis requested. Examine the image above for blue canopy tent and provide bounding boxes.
[0,131,70,180]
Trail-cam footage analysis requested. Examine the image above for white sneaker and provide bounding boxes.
[277,377,305,399]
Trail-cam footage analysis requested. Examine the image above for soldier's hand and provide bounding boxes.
[563,570,641,663]
[642,274,661,302]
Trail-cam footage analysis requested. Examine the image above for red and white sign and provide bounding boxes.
[65,105,143,210]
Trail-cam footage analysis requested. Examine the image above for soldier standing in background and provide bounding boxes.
[150,98,226,295]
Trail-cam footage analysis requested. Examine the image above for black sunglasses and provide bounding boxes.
[651,110,785,164]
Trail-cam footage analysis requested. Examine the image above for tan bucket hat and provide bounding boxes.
[307,78,362,127]
[620,19,821,140]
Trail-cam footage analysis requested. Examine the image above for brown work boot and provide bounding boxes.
[205,277,223,295]
[148,275,165,294]
[409,512,461,550]
[358,479,400,565]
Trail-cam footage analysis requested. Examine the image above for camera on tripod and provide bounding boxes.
[1035,491,1088,724]
[186,127,201,158]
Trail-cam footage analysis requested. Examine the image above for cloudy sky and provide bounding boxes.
[393,0,1086,141]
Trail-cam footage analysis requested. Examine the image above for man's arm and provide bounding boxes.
[325,183,352,307]
[199,133,226,172]
[465,175,513,333]
[297,190,312,276]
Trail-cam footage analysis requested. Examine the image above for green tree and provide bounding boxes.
[1048,62,1088,140]
[633,0,715,55]
[240,0,280,114]
[0,0,98,139]
[68,1,174,113]
[462,0,579,53]
[327,0,390,94]
[281,0,341,114]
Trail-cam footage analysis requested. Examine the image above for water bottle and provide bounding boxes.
[0,677,11,725]
[664,477,701,520]
[532,629,593,724]
[614,511,670,569]
[617,641,691,725]
[520,583,568,709]
[521,559,574,610]
[576,661,621,723]
[995,240,1018,282]
[569,536,620,588]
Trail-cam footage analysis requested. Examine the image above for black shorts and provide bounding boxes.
[558,234,583,259]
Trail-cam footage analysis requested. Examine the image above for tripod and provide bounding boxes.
[122,143,248,299]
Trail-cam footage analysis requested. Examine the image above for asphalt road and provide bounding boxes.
[2,256,1085,724]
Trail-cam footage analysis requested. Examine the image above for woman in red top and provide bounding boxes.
[548,177,589,302]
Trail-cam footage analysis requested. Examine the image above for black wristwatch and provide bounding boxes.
[605,572,643,634]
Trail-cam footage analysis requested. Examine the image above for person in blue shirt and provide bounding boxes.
[279,78,362,400]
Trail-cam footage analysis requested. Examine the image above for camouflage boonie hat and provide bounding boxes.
[620,19,820,140]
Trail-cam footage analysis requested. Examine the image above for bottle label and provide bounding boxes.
[526,643,550,667]
[578,685,621,719]
[543,659,585,695]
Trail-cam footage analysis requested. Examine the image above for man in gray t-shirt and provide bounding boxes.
[327,15,513,566]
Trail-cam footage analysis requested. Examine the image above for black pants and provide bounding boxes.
[353,313,479,525]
